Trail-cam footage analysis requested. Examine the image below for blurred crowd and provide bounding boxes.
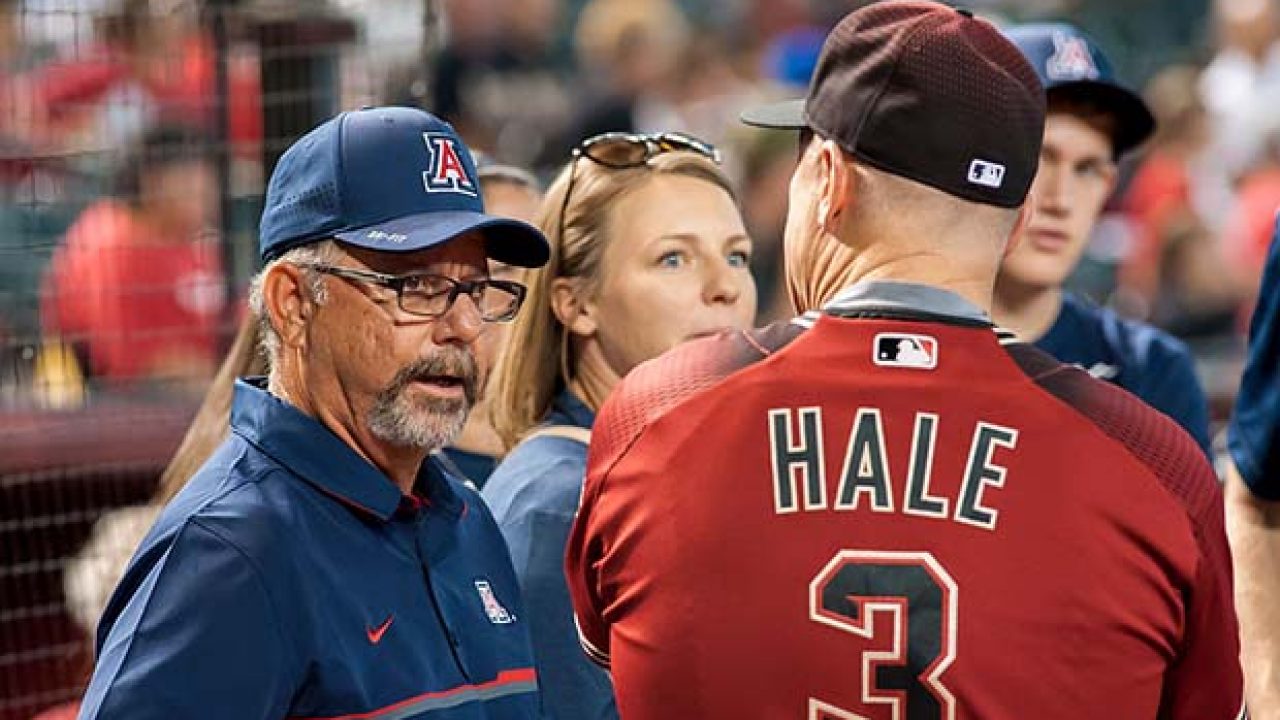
[0,0,1275,415]
[3,0,1279,717]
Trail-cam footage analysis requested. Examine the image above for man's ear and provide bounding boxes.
[817,139,852,233]
[1003,198,1035,260]
[262,263,316,349]
[550,277,597,338]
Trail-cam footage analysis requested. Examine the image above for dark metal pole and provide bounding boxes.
[208,0,236,347]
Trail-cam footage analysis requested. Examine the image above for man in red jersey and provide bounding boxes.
[564,2,1244,718]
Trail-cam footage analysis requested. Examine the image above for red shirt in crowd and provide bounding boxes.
[42,200,225,382]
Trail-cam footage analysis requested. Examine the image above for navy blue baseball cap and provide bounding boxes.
[259,106,550,266]
[1003,23,1155,157]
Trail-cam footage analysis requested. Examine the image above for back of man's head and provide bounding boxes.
[744,1,1046,268]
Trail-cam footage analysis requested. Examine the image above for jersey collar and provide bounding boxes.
[793,280,1012,340]
[826,281,991,322]
[229,378,463,522]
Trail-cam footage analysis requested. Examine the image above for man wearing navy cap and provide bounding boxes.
[993,24,1212,456]
[79,107,547,719]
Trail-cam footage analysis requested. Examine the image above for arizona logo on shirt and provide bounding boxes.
[475,580,515,624]
[1046,32,1099,81]
[422,132,478,196]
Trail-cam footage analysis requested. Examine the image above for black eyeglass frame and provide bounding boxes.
[299,263,527,323]
[556,131,722,248]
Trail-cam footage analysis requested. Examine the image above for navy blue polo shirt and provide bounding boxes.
[1037,291,1211,456]
[1230,223,1280,499]
[80,379,539,719]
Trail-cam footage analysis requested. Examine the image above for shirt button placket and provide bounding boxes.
[415,517,472,682]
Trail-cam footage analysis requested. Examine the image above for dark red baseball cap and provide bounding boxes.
[742,1,1046,209]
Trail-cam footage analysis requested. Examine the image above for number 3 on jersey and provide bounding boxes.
[808,550,958,720]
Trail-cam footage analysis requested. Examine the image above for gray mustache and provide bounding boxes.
[392,349,479,406]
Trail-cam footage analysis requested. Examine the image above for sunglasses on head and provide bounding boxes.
[557,131,721,245]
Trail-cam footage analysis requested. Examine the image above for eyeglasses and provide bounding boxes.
[300,264,527,322]
[558,131,721,244]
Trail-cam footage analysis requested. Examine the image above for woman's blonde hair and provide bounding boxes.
[156,314,266,502]
[488,148,737,450]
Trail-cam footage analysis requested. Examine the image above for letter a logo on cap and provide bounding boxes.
[1046,32,1099,82]
[422,132,478,196]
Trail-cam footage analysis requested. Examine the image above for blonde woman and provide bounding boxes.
[482,132,757,720]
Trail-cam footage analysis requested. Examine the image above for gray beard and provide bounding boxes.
[366,349,478,452]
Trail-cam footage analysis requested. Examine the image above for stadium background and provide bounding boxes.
[0,0,1268,715]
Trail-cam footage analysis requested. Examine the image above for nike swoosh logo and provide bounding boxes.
[366,615,394,644]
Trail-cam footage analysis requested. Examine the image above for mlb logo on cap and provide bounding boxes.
[967,159,1006,189]
[873,332,939,370]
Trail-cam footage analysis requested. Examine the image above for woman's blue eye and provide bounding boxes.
[658,252,684,268]
[727,250,751,267]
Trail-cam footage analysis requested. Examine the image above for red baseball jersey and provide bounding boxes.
[566,294,1243,719]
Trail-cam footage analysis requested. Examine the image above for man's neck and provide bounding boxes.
[991,282,1064,343]
[798,245,998,316]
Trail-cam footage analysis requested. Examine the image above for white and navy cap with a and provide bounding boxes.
[258,106,550,266]
[1003,23,1156,157]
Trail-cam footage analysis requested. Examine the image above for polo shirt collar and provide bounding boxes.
[230,378,463,522]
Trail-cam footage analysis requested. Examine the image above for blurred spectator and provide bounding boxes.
[1199,0,1280,211]
[733,21,823,325]
[0,0,55,145]
[24,0,203,151]
[562,0,689,148]
[14,0,260,158]
[39,123,225,395]
[652,31,764,164]
[430,0,572,171]
[0,0,43,70]
[759,26,826,90]
[735,128,797,324]
[738,0,820,51]
[1120,64,1241,335]
[1223,128,1280,305]
[333,0,428,107]
[0,0,68,202]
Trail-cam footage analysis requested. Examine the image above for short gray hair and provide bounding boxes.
[248,239,341,371]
